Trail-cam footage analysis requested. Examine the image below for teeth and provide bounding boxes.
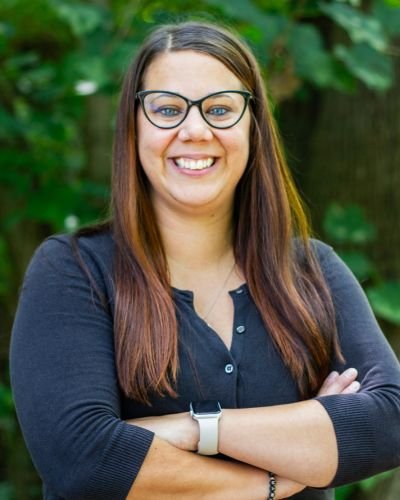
[175,157,215,170]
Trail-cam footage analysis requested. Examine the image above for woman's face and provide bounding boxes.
[136,50,251,216]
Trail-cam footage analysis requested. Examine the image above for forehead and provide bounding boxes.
[142,50,243,98]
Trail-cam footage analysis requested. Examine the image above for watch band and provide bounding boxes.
[196,415,220,455]
[190,401,222,455]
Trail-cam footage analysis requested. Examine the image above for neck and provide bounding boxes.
[154,203,235,285]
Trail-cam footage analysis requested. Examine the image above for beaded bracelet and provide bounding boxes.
[267,471,276,499]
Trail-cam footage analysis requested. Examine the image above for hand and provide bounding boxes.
[128,412,199,451]
[317,367,360,397]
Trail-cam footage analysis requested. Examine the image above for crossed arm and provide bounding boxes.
[127,369,360,499]
[11,239,399,498]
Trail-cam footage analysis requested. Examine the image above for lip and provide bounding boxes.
[169,153,220,160]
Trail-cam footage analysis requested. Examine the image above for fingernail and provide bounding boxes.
[350,381,361,391]
[344,368,358,378]
[327,371,339,382]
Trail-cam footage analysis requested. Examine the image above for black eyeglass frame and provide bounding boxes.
[135,89,253,129]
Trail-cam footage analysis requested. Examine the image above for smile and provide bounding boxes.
[173,157,216,170]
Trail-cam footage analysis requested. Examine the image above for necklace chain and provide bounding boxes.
[202,262,236,323]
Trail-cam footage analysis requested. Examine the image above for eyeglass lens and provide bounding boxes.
[141,92,248,129]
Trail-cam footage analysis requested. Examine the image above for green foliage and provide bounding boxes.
[367,283,400,325]
[374,1,400,35]
[287,24,336,87]
[383,0,400,7]
[335,483,356,500]
[335,470,394,498]
[320,2,388,51]
[0,383,14,415]
[0,483,15,500]
[323,203,400,327]
[0,0,112,234]
[334,43,393,91]
[0,238,11,297]
[50,0,105,37]
[319,1,397,91]
[323,203,376,245]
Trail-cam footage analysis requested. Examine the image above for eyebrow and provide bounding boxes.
[147,92,178,99]
[206,94,234,100]
[144,91,239,101]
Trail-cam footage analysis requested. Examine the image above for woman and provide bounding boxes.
[10,21,400,499]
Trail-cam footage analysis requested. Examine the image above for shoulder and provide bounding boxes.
[304,239,366,303]
[26,226,115,288]
[42,226,113,257]
[294,238,357,289]
[309,238,334,262]
[293,237,334,266]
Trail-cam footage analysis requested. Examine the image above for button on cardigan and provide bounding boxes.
[10,231,400,499]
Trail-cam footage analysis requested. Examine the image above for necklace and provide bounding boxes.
[202,262,236,324]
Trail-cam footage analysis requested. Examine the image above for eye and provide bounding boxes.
[153,106,183,117]
[208,106,230,116]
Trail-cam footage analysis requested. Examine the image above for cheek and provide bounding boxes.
[137,114,155,157]
[227,129,250,162]
[137,113,174,163]
[229,115,250,158]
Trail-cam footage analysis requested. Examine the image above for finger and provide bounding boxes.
[317,371,339,396]
[341,381,361,394]
[319,368,358,396]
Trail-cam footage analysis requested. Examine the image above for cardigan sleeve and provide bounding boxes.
[10,235,154,499]
[314,242,400,487]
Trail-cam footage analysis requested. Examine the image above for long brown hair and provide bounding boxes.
[111,21,342,404]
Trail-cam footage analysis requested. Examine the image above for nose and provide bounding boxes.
[177,105,213,142]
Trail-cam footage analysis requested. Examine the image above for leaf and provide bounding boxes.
[373,1,400,36]
[0,482,15,500]
[319,1,388,52]
[323,204,376,244]
[367,282,400,325]
[336,251,375,281]
[105,40,140,74]
[0,109,24,139]
[0,21,15,40]
[205,0,278,29]
[334,483,358,500]
[288,24,335,87]
[50,0,105,37]
[358,470,394,491]
[4,52,39,71]
[64,53,110,91]
[204,0,288,54]
[334,43,393,91]
[383,0,400,7]
[0,384,14,414]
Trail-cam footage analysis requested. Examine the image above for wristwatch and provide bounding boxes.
[189,400,222,455]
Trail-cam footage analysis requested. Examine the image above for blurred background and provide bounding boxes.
[1,0,399,498]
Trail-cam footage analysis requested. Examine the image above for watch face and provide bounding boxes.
[191,400,221,414]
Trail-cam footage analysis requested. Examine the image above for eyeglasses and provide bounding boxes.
[136,90,252,129]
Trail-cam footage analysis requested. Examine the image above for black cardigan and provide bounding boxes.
[10,231,400,499]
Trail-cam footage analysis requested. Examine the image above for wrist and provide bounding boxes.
[267,472,276,499]
[187,412,200,451]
